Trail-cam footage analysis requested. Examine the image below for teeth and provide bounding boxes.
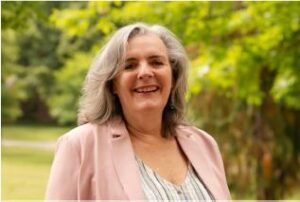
[135,86,158,93]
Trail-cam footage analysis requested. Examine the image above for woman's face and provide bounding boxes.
[113,33,172,117]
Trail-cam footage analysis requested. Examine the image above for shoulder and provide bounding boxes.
[56,116,126,149]
[177,124,225,167]
[55,121,110,151]
[58,123,96,143]
[177,124,218,147]
[176,124,223,161]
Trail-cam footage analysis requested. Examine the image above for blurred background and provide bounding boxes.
[1,1,300,200]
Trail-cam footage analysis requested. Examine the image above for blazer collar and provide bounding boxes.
[108,117,145,200]
[176,126,223,200]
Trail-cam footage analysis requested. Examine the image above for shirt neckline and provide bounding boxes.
[135,155,192,188]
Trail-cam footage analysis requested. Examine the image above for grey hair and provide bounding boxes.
[78,22,189,137]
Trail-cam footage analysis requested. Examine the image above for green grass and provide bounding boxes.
[2,124,72,141]
[1,124,70,199]
[2,146,54,200]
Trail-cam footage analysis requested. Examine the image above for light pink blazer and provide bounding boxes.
[46,117,231,200]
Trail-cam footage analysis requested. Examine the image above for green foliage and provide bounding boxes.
[1,29,27,122]
[185,2,300,109]
[1,2,63,123]
[1,1,45,30]
[47,52,92,124]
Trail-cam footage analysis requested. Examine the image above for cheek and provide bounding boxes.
[166,68,173,88]
[113,76,123,95]
[113,75,132,96]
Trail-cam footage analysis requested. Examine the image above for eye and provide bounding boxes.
[124,62,137,70]
[151,60,164,67]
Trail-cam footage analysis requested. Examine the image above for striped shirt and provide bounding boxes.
[136,157,214,201]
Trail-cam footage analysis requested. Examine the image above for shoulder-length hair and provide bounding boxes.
[78,22,189,137]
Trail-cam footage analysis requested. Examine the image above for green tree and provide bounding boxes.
[2,2,65,123]
[47,52,92,125]
[1,29,27,122]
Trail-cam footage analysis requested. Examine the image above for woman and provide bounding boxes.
[46,22,231,200]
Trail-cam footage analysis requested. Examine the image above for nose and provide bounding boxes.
[137,62,154,80]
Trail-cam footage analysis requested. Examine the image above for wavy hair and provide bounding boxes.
[78,22,189,137]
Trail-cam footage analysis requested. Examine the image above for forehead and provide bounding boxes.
[125,33,168,59]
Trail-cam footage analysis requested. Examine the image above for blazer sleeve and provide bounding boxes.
[45,134,81,200]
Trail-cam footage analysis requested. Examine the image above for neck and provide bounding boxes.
[127,121,174,149]
[123,109,165,140]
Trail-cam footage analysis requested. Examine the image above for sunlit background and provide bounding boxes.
[1,1,300,200]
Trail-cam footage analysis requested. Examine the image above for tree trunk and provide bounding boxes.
[254,66,277,199]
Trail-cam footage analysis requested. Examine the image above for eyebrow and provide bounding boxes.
[125,55,167,62]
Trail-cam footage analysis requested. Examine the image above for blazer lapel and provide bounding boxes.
[109,118,145,200]
[176,127,222,199]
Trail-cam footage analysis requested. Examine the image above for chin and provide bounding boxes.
[136,103,162,112]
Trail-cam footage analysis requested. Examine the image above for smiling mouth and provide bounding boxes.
[134,86,160,93]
